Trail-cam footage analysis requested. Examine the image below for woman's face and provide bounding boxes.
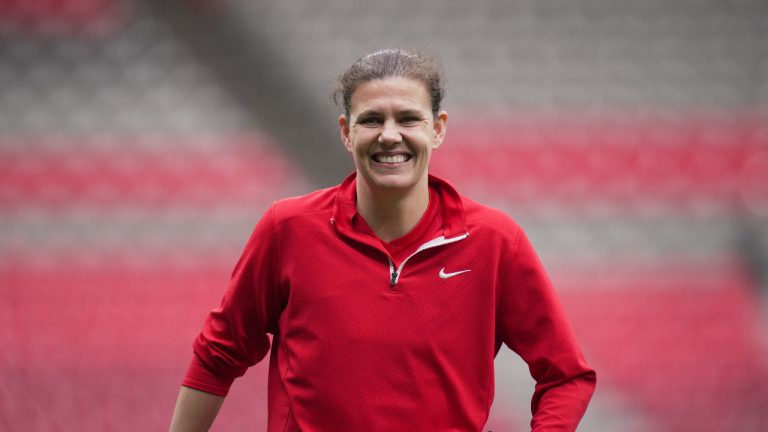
[339,76,447,196]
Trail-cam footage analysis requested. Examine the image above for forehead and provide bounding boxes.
[349,77,431,115]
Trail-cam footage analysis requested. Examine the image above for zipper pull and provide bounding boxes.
[390,269,398,287]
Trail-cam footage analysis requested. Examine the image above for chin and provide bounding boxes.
[374,178,414,190]
[365,173,418,191]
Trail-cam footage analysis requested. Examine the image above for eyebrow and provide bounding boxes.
[356,108,427,118]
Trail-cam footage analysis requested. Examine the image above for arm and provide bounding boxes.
[177,205,284,414]
[498,228,596,431]
[169,386,225,432]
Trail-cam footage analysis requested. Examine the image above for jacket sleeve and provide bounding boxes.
[182,204,284,396]
[497,227,596,431]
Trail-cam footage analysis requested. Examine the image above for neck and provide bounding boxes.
[356,176,430,243]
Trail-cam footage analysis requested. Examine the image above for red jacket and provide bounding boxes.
[183,173,596,431]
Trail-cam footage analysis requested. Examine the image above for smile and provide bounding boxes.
[372,154,411,164]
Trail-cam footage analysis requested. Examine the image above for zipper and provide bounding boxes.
[388,233,469,287]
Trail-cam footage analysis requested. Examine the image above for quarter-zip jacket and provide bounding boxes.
[183,173,596,432]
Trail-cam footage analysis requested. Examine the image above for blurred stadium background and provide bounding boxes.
[1,0,767,430]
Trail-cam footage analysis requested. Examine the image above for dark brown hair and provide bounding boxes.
[333,48,445,118]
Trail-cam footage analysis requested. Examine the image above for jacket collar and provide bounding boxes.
[331,172,468,241]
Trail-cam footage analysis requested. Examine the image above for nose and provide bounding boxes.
[378,119,402,145]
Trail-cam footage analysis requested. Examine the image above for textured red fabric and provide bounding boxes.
[183,173,595,431]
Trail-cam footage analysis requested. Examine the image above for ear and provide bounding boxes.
[339,114,353,152]
[432,111,448,149]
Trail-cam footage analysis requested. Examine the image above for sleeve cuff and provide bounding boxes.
[181,355,235,397]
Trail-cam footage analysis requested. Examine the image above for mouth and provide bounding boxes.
[371,153,412,165]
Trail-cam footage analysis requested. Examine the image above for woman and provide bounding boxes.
[170,49,595,432]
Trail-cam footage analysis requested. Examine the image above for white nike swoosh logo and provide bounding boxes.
[439,267,471,279]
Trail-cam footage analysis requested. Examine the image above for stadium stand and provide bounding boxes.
[561,261,768,432]
[1,0,767,431]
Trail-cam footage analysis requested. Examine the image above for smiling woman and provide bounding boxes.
[170,48,596,432]
[333,50,448,242]
[339,76,447,241]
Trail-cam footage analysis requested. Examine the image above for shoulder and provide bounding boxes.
[429,173,522,244]
[269,185,339,225]
[459,196,547,273]
[460,194,523,247]
[241,186,339,256]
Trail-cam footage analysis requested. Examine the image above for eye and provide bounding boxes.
[356,117,382,127]
[399,115,424,126]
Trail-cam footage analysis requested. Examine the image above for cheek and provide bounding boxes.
[351,130,376,149]
[350,140,368,157]
[403,129,436,148]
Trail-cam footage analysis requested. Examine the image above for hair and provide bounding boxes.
[332,48,445,118]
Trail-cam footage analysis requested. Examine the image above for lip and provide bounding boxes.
[370,152,413,166]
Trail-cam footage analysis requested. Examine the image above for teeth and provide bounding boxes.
[376,154,408,164]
